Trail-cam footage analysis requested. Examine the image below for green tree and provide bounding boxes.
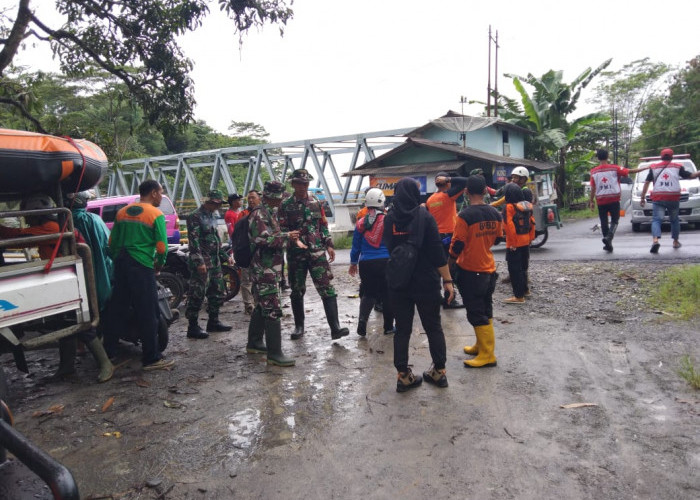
[499,60,612,205]
[591,58,671,166]
[0,0,293,132]
[638,56,700,160]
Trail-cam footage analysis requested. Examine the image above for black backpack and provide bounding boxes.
[385,209,426,291]
[512,202,532,235]
[231,207,259,268]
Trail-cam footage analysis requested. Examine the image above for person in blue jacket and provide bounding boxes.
[348,188,394,336]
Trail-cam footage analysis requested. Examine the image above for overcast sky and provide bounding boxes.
[11,0,700,143]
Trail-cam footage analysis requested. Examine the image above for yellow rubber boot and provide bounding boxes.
[464,322,497,368]
[463,327,479,355]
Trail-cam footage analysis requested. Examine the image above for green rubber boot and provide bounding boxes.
[86,337,114,383]
[264,318,295,367]
[246,307,267,354]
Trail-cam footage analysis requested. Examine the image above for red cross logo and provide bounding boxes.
[601,176,608,183]
[662,173,669,180]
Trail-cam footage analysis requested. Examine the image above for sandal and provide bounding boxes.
[673,241,681,249]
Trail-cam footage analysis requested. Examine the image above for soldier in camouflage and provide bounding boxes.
[278,169,349,341]
[185,189,232,339]
[246,181,302,366]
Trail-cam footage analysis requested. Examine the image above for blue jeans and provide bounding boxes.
[651,201,680,240]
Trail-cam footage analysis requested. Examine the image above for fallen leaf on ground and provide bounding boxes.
[163,400,183,409]
[135,378,151,388]
[32,404,65,418]
[102,431,122,438]
[560,402,598,409]
[101,397,115,413]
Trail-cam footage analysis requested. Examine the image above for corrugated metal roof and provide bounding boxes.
[344,160,465,177]
[345,137,557,176]
[407,110,535,138]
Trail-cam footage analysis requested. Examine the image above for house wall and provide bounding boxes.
[420,125,525,158]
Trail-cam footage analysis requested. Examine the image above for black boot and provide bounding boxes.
[246,307,267,354]
[322,296,349,340]
[52,338,77,378]
[187,318,209,339]
[357,296,374,337]
[603,223,617,252]
[264,318,295,367]
[207,315,232,332]
[290,295,305,340]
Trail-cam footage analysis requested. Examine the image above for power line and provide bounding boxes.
[636,139,700,154]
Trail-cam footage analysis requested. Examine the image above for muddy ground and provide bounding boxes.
[2,256,699,499]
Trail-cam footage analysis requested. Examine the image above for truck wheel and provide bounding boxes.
[530,228,548,248]
[157,316,169,352]
[631,222,642,232]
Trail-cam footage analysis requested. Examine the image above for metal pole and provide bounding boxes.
[487,25,492,117]
[494,30,499,117]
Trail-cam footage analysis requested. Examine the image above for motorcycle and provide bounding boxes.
[157,244,241,309]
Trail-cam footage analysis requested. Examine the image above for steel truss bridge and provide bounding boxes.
[108,128,415,216]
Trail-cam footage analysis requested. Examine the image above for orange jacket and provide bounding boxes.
[504,202,535,249]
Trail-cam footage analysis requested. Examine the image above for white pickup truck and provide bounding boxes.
[0,206,99,373]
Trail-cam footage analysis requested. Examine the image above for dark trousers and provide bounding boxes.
[506,246,530,299]
[597,201,620,238]
[359,258,393,330]
[105,253,161,365]
[455,269,497,327]
[389,291,446,373]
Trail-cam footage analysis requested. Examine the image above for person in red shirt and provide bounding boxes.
[589,149,647,252]
[426,171,468,309]
[449,175,503,368]
[224,193,243,240]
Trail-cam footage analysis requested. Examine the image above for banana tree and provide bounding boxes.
[499,60,612,206]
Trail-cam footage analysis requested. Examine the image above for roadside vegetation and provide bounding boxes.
[678,355,700,390]
[648,264,700,320]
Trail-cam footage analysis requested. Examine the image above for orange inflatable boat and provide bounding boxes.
[0,128,108,196]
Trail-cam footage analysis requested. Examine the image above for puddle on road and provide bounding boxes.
[227,408,262,456]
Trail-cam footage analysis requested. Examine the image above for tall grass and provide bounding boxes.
[678,356,700,390]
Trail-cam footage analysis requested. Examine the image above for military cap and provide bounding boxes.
[205,189,224,203]
[289,169,313,183]
[263,180,285,199]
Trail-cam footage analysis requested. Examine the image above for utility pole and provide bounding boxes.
[460,95,468,148]
[487,26,492,117]
[487,25,500,117]
[612,104,619,165]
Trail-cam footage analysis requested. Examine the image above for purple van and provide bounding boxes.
[87,194,181,244]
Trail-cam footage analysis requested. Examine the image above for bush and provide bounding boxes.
[678,355,700,390]
[649,265,700,320]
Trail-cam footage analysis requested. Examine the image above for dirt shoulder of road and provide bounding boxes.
[2,259,699,499]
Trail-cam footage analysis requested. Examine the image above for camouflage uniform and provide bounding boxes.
[186,201,229,320]
[279,192,336,300]
[278,169,348,341]
[248,202,289,319]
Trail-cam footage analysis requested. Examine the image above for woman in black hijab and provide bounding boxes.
[383,178,455,392]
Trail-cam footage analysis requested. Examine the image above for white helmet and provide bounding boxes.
[364,188,386,208]
[511,166,530,179]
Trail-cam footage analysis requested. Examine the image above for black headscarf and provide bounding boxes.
[391,178,421,229]
[504,183,524,204]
